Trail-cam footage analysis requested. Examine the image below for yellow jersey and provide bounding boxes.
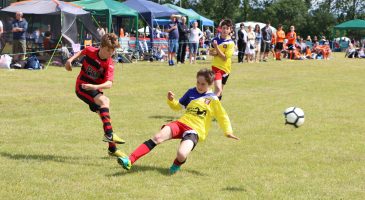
[211,36,235,74]
[167,87,233,141]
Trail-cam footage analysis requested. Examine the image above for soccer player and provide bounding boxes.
[117,68,239,174]
[210,19,235,100]
[64,33,126,157]
[286,25,297,60]
[275,24,285,61]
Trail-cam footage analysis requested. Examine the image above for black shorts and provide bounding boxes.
[260,41,271,53]
[222,74,230,85]
[287,44,295,50]
[181,133,199,150]
[275,42,283,50]
[75,84,102,112]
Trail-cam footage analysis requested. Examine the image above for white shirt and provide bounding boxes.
[189,27,203,43]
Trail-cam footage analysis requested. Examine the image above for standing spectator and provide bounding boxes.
[154,26,162,38]
[119,27,124,38]
[177,16,189,64]
[166,15,180,66]
[286,25,297,59]
[204,27,212,48]
[245,25,255,63]
[0,18,4,53]
[254,24,262,62]
[97,26,106,38]
[313,36,318,44]
[260,21,272,62]
[237,23,247,63]
[12,12,28,61]
[188,21,203,64]
[230,29,237,45]
[275,24,285,60]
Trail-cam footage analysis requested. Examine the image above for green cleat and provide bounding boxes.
[117,156,132,170]
[103,133,125,144]
[108,149,127,157]
[169,164,181,175]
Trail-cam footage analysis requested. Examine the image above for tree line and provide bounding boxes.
[6,0,365,39]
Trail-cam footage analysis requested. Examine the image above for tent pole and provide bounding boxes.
[45,34,63,70]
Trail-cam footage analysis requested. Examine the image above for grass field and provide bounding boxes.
[0,53,364,199]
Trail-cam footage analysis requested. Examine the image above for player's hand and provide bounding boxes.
[81,84,97,91]
[65,60,72,71]
[167,91,175,101]
[227,133,240,140]
[213,40,218,48]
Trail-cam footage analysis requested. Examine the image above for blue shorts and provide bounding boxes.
[168,39,179,53]
[189,42,199,54]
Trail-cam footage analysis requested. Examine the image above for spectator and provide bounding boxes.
[275,24,285,60]
[245,25,255,63]
[154,26,162,38]
[188,21,203,64]
[358,47,365,58]
[254,24,261,62]
[12,12,28,61]
[300,38,307,54]
[204,27,212,48]
[177,16,189,64]
[260,21,272,62]
[319,36,326,45]
[230,29,237,45]
[237,23,247,63]
[119,27,124,38]
[0,18,4,52]
[166,15,180,66]
[43,31,55,51]
[313,36,318,44]
[97,26,106,38]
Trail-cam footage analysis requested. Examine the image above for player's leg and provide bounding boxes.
[93,93,125,145]
[214,79,223,100]
[118,125,173,170]
[169,134,197,174]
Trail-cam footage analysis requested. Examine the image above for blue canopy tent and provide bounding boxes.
[124,0,177,49]
[187,9,214,28]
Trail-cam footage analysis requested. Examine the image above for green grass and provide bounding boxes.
[0,53,364,199]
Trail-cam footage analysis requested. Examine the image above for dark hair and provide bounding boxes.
[101,33,120,49]
[278,24,283,28]
[240,23,244,27]
[254,24,260,32]
[220,19,233,28]
[197,68,215,85]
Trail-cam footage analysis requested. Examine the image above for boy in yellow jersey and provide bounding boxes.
[210,19,235,100]
[117,68,239,174]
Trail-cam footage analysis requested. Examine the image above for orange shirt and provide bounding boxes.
[305,48,311,56]
[286,31,297,44]
[276,30,285,43]
[271,34,276,44]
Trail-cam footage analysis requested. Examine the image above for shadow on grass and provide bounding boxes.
[222,186,246,192]
[108,164,206,177]
[148,115,177,122]
[0,152,102,167]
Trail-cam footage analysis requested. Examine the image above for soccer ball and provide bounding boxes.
[284,107,305,127]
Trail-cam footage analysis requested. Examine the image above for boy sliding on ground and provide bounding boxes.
[65,33,126,157]
[210,19,235,100]
[118,68,239,174]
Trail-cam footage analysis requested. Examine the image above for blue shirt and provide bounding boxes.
[12,19,28,40]
[168,22,179,40]
[179,87,215,108]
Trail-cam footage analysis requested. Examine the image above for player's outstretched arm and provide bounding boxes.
[65,51,83,71]
[167,91,182,111]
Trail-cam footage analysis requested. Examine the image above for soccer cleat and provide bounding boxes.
[117,156,132,170]
[108,149,127,157]
[103,133,125,144]
[169,164,181,175]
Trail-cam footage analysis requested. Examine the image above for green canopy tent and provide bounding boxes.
[73,0,138,37]
[163,3,200,23]
[333,19,365,50]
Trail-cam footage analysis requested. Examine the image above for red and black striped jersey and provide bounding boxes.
[76,46,114,86]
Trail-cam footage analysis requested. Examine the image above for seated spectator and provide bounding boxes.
[345,43,357,58]
[153,47,166,61]
[43,31,55,51]
[305,46,312,59]
[358,47,365,58]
